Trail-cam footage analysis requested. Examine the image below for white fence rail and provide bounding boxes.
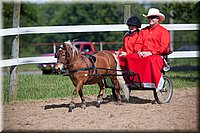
[0,24,199,67]
[0,51,199,67]
[0,57,57,67]
[0,24,199,36]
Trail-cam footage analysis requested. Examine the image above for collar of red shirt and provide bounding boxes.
[147,23,160,31]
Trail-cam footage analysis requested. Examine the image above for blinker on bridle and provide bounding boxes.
[56,44,67,62]
[58,44,64,50]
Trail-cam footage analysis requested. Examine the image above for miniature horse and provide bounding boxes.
[55,41,129,112]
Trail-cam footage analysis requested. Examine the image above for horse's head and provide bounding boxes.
[54,43,67,73]
[54,41,79,73]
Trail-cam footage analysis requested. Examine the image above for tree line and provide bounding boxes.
[2,2,199,59]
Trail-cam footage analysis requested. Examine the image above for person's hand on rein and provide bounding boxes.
[137,51,152,57]
[119,51,127,57]
[115,51,127,57]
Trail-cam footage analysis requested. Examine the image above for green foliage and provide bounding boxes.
[172,31,198,51]
[2,2,199,59]
[2,3,13,28]
[2,3,146,57]
[162,2,199,23]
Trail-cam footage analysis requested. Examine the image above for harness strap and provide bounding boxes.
[69,55,96,74]
[69,67,94,73]
[85,54,96,73]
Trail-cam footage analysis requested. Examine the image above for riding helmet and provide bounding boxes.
[126,16,141,28]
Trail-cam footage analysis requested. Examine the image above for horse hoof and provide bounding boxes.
[68,104,74,112]
[81,104,86,109]
[96,101,101,108]
[96,104,100,108]
[116,101,122,105]
[68,107,73,112]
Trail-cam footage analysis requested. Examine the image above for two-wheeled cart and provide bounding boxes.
[104,53,173,104]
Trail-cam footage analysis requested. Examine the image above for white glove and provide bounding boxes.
[138,51,152,57]
[119,51,127,57]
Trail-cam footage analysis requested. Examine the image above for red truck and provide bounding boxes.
[38,41,96,74]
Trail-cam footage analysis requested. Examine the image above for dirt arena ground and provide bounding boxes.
[2,88,199,132]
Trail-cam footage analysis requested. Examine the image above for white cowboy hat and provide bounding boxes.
[143,8,165,22]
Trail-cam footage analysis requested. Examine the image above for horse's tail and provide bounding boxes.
[113,54,129,101]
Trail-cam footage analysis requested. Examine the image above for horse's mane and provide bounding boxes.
[64,41,79,58]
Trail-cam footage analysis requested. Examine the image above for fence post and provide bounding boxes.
[100,42,103,51]
[124,5,131,24]
[53,42,56,53]
[169,10,174,51]
[9,3,21,102]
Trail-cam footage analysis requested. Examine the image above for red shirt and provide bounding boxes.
[134,24,170,55]
[119,31,139,55]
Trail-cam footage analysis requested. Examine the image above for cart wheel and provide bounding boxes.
[154,75,173,104]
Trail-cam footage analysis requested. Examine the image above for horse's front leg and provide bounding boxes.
[96,80,105,108]
[69,81,84,112]
[78,88,86,109]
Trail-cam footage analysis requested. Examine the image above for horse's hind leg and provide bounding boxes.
[78,89,86,109]
[96,80,105,107]
[110,76,122,105]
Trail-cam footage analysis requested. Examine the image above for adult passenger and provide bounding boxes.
[125,8,170,91]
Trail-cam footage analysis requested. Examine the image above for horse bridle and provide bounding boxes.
[56,44,95,78]
[57,45,81,68]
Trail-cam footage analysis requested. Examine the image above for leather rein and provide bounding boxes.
[59,47,95,74]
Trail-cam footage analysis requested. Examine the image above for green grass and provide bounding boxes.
[18,64,41,71]
[2,64,41,73]
[166,70,199,89]
[170,58,199,67]
[2,71,199,104]
[2,74,111,104]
